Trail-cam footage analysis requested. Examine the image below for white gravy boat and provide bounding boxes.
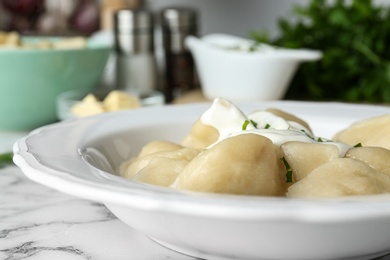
[185,34,322,101]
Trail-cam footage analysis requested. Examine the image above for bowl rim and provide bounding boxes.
[0,36,112,53]
[12,101,390,222]
[186,33,323,61]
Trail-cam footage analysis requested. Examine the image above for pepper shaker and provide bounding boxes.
[160,7,198,103]
[114,9,159,96]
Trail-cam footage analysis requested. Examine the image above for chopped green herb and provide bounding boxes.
[242,120,258,130]
[300,129,315,140]
[250,120,258,128]
[354,143,363,147]
[265,123,271,129]
[280,157,293,183]
[317,137,323,142]
[242,120,250,130]
[0,152,13,168]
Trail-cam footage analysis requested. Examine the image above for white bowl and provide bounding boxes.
[13,101,390,260]
[186,34,322,102]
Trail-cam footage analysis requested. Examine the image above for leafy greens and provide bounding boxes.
[252,0,390,103]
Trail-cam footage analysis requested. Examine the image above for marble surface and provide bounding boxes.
[2,133,390,260]
[0,133,197,260]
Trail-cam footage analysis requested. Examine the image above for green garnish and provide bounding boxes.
[301,129,315,140]
[250,120,258,128]
[317,137,323,142]
[0,152,13,168]
[281,157,293,183]
[265,123,271,129]
[242,120,258,130]
[242,120,250,130]
[354,143,363,147]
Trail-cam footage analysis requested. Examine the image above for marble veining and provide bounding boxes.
[1,241,93,260]
[0,166,196,260]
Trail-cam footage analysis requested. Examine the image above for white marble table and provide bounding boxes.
[0,133,197,260]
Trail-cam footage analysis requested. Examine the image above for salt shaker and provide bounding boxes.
[160,7,198,103]
[114,9,159,96]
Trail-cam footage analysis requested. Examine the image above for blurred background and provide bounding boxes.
[0,0,308,37]
[2,0,390,102]
[1,0,390,37]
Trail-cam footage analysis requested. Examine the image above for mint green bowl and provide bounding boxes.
[0,37,111,131]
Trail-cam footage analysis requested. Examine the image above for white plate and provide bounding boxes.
[13,101,390,260]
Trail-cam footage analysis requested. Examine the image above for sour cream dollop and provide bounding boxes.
[200,98,351,156]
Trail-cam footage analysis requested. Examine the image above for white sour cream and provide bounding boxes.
[201,98,351,157]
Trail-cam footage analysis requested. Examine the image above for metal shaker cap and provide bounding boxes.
[161,7,197,31]
[114,9,154,54]
[114,9,153,34]
[160,7,198,53]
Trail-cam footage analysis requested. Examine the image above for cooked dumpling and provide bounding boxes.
[173,134,284,196]
[281,141,339,181]
[120,145,200,187]
[181,119,219,149]
[333,114,390,149]
[266,108,312,133]
[132,157,190,187]
[346,146,390,176]
[287,158,390,198]
[137,140,184,158]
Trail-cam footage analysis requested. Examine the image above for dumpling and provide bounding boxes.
[181,119,219,149]
[173,134,284,196]
[345,146,390,176]
[281,141,339,181]
[120,144,200,187]
[137,140,184,158]
[333,114,390,149]
[287,158,390,198]
[132,157,191,187]
[266,108,312,133]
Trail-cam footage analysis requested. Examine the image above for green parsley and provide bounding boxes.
[250,120,258,128]
[0,152,13,168]
[280,157,293,183]
[317,137,323,142]
[252,0,390,103]
[354,143,363,147]
[242,120,250,130]
[242,120,258,130]
[300,129,315,140]
[265,123,271,129]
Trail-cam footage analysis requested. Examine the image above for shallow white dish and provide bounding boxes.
[13,101,390,260]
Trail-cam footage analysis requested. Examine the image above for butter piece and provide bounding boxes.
[71,91,141,118]
[103,90,141,111]
[71,94,105,117]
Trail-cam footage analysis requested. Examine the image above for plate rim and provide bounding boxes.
[13,100,390,222]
